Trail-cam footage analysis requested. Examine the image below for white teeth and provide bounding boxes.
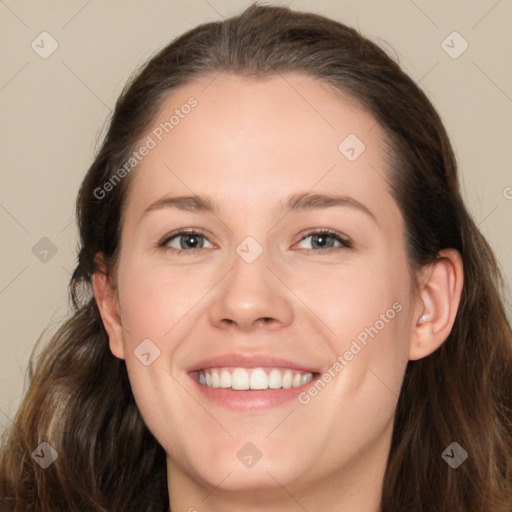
[268,369,282,389]
[219,370,231,388]
[195,367,314,390]
[250,368,268,390]
[301,373,313,385]
[282,370,293,389]
[231,368,249,390]
[211,369,220,388]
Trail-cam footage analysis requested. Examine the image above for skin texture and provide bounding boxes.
[93,73,463,512]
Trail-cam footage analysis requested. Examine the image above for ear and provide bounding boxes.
[409,248,464,361]
[91,253,125,360]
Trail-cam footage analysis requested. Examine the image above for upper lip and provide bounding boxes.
[188,353,320,374]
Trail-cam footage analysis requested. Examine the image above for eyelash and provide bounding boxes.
[157,228,352,255]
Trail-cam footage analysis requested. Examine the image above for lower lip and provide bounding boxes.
[189,373,319,412]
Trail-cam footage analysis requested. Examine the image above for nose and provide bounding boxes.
[209,248,294,333]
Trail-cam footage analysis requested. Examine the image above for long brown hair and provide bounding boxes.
[2,4,511,511]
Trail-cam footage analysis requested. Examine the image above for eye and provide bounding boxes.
[157,228,351,255]
[158,229,215,253]
[295,229,352,253]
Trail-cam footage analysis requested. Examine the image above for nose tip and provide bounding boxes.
[209,256,294,332]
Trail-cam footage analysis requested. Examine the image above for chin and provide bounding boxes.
[174,442,312,493]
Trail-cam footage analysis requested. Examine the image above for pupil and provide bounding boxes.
[183,234,201,249]
[313,234,331,248]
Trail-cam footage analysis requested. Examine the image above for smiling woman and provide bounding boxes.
[1,3,512,512]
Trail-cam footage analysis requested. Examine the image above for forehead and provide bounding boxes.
[123,72,399,227]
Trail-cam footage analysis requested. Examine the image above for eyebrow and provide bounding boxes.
[141,192,375,221]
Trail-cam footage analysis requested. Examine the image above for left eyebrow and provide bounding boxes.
[281,192,376,221]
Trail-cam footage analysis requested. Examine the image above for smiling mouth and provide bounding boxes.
[191,367,316,391]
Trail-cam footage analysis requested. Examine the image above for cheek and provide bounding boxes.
[116,259,209,342]
[310,253,411,394]
[307,257,407,342]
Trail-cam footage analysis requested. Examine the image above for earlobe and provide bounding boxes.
[91,254,125,360]
[409,249,464,361]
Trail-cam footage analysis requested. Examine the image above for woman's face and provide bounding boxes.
[104,73,419,499]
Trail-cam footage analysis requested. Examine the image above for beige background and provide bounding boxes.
[1,0,511,432]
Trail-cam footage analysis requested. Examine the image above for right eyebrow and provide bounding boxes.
[141,195,218,219]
